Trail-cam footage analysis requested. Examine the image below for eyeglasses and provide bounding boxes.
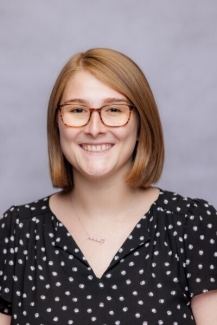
[57,103,135,128]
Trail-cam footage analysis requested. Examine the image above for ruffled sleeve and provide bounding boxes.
[0,206,19,315]
[184,199,217,298]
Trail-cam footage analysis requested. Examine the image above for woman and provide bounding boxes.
[0,48,217,324]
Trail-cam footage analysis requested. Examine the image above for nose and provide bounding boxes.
[84,110,107,137]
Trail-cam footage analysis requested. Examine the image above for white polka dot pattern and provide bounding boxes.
[0,190,217,324]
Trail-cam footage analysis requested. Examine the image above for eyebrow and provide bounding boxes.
[62,97,129,105]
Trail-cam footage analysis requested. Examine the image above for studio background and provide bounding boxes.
[0,0,216,213]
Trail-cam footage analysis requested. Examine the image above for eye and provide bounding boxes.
[105,106,123,113]
[71,107,86,113]
[66,105,89,114]
[110,107,121,112]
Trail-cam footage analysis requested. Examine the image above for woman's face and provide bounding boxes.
[58,70,139,181]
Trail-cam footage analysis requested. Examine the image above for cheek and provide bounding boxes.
[58,123,78,159]
[58,132,77,168]
[128,116,140,143]
[58,116,77,143]
[59,126,70,151]
[117,126,139,157]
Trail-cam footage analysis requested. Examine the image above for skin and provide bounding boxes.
[0,313,11,324]
[53,69,160,278]
[191,290,217,324]
[58,69,140,183]
[1,290,217,324]
[1,70,217,323]
[57,69,217,323]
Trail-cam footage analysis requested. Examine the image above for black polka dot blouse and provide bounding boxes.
[0,189,217,325]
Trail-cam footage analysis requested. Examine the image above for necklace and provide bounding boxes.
[71,194,138,245]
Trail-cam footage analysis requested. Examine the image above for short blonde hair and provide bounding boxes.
[47,48,164,190]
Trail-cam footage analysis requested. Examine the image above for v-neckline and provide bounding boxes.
[49,189,164,279]
[53,211,151,279]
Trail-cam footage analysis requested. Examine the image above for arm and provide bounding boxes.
[191,290,217,325]
[0,313,11,325]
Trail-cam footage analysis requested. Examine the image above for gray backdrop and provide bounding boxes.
[0,0,217,213]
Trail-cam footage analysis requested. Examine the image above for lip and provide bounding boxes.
[80,143,114,153]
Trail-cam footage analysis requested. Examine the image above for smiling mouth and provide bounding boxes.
[81,144,113,152]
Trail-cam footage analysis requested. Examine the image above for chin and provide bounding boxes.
[82,167,114,179]
[81,164,112,176]
[86,170,110,178]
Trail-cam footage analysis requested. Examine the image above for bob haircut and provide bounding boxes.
[47,48,164,191]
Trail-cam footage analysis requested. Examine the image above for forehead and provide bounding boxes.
[62,70,127,104]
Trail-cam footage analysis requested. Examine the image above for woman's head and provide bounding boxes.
[47,48,164,190]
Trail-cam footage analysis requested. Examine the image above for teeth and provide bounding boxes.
[82,144,112,152]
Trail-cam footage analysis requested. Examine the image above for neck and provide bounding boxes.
[71,171,138,221]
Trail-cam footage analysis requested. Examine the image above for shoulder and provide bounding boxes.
[155,188,217,218]
[0,195,55,259]
[1,195,53,227]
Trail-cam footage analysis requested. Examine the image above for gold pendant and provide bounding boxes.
[88,237,105,244]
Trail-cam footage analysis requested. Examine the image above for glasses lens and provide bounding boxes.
[61,104,90,127]
[101,104,130,126]
[60,104,131,127]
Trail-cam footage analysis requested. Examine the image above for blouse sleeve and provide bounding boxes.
[184,198,217,298]
[0,206,18,315]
